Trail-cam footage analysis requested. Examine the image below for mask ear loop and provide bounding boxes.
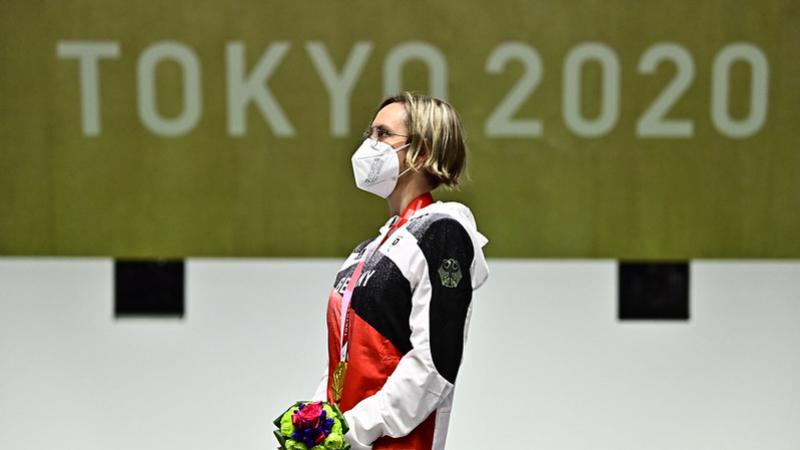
[395,142,414,178]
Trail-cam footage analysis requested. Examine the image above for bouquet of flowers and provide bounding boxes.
[273,401,350,450]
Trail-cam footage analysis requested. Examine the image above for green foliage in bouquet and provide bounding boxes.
[273,401,350,450]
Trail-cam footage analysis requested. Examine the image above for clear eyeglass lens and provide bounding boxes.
[365,126,398,140]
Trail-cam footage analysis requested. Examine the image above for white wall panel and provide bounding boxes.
[1,259,798,450]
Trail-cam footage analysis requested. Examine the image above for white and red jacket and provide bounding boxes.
[313,194,489,450]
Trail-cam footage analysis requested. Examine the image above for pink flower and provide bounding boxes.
[292,402,323,429]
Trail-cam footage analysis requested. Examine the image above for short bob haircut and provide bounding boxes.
[374,92,468,190]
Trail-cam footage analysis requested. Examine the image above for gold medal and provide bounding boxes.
[331,360,347,403]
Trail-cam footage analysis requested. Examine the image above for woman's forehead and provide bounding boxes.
[372,102,407,131]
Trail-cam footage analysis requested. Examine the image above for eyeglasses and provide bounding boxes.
[363,125,408,141]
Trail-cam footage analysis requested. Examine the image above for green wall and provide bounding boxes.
[1,0,798,258]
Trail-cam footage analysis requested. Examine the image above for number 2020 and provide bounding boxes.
[485,41,769,139]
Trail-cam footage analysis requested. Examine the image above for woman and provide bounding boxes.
[312,92,489,450]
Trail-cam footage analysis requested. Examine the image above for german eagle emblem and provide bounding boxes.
[438,258,462,288]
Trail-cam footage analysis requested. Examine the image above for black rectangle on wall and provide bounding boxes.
[114,259,184,317]
[618,261,689,320]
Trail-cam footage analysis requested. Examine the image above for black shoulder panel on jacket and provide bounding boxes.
[417,218,474,384]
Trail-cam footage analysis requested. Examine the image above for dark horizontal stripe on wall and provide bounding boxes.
[114,259,184,318]
[618,261,689,321]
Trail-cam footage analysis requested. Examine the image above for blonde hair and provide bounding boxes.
[375,92,468,190]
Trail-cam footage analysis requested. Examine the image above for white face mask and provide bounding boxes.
[351,138,411,198]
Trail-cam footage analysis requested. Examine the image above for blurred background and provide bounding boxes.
[1,1,798,449]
